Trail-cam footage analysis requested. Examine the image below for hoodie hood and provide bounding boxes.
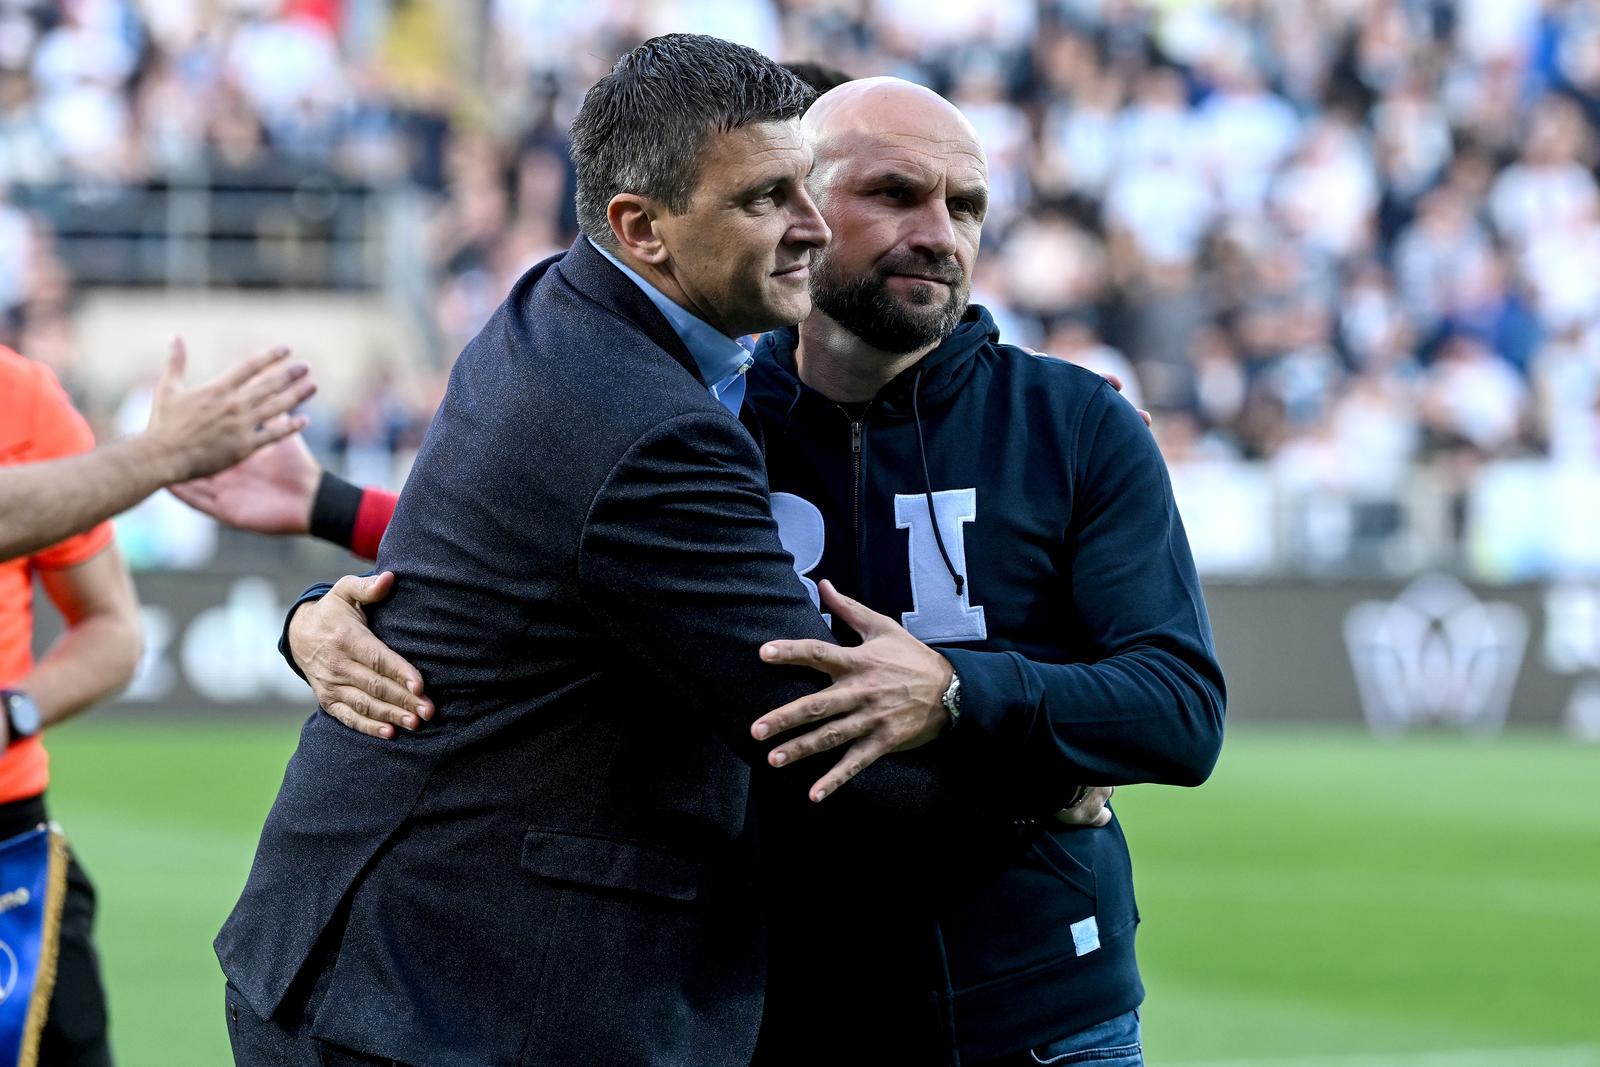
[751,303,1000,423]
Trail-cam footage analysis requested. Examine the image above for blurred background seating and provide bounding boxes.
[8,0,1600,578]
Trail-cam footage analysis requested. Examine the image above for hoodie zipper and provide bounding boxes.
[837,404,871,582]
[850,419,863,545]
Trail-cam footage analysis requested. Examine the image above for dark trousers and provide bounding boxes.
[0,794,112,1067]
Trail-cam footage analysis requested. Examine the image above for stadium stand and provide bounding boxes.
[3,0,1599,577]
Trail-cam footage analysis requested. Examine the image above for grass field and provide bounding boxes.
[38,719,1600,1066]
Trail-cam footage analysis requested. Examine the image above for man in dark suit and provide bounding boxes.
[240,76,1226,1067]
[217,35,970,1067]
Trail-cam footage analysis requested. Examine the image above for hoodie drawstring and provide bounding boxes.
[781,380,802,436]
[912,366,965,597]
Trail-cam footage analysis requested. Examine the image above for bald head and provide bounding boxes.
[803,77,986,175]
[799,77,988,356]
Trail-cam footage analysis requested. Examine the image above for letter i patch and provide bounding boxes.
[1070,916,1100,956]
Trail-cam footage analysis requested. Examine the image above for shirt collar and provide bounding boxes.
[590,238,755,400]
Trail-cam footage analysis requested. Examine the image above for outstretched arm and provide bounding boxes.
[170,435,397,559]
[1,339,314,562]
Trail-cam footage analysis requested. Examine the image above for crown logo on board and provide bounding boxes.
[1344,574,1529,736]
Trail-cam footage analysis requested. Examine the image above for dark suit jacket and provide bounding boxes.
[216,239,950,1066]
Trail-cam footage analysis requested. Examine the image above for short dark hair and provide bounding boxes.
[569,34,815,249]
[782,61,854,95]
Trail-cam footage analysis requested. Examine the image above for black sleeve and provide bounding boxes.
[942,384,1227,802]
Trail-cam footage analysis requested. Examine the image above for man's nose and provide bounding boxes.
[907,202,958,260]
[786,187,831,249]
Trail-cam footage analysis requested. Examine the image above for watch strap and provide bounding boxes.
[940,669,961,727]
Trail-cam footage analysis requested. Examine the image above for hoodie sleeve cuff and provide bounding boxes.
[941,646,1027,746]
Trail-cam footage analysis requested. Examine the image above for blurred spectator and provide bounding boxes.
[4,0,1600,574]
[1393,188,1493,333]
[1194,47,1301,218]
[998,209,1105,325]
[1036,66,1119,199]
[1338,260,1413,373]
[1370,76,1454,210]
[224,7,346,153]
[1271,117,1378,259]
[1330,372,1420,497]
[1532,323,1600,465]
[1420,333,1530,457]
[0,194,30,313]
[1044,320,1143,412]
[1116,66,1199,178]
[1488,96,1597,247]
[1439,250,1541,372]
[1104,141,1213,267]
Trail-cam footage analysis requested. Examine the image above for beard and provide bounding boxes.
[809,247,969,354]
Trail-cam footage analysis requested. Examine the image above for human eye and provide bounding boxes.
[951,195,986,220]
[746,179,789,209]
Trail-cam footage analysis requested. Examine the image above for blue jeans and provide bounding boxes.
[977,1008,1143,1066]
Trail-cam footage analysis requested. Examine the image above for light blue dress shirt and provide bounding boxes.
[591,238,756,415]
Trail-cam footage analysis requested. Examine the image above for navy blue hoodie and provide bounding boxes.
[746,306,1226,1063]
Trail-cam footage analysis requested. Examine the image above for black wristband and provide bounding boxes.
[309,471,364,551]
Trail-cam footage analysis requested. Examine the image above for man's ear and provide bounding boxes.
[607,194,668,265]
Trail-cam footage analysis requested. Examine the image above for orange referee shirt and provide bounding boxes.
[0,346,115,804]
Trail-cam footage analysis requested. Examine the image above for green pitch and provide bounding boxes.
[39,720,1600,1066]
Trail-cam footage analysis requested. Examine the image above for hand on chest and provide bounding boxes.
[760,404,1073,649]
[772,488,991,645]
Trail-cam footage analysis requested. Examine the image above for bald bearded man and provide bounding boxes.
[735,77,1222,1067]
[257,77,1223,1067]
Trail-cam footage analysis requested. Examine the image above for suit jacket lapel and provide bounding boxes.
[554,238,705,388]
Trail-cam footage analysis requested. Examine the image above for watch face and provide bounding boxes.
[5,693,40,738]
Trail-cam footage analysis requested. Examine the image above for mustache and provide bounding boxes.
[873,251,963,286]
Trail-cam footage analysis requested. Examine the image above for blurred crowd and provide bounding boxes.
[0,0,460,455]
[5,0,1600,522]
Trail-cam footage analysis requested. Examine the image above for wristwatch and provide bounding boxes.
[940,669,962,727]
[0,690,41,745]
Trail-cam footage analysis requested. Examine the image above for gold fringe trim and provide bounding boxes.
[18,826,69,1067]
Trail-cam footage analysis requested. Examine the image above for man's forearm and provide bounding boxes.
[19,610,143,727]
[0,435,182,561]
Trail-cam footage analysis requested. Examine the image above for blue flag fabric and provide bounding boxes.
[0,827,67,1067]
